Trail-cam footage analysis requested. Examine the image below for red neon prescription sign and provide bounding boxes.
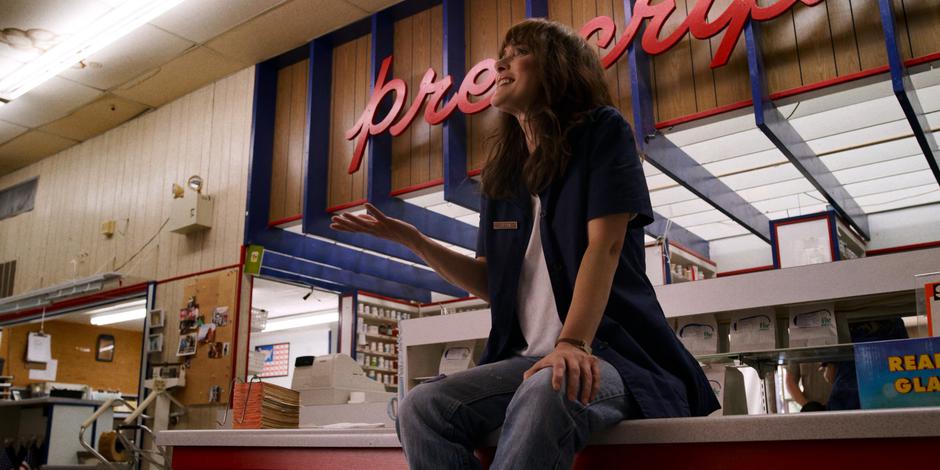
[345,0,822,174]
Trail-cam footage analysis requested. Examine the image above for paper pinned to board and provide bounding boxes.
[29,359,58,381]
[27,332,52,363]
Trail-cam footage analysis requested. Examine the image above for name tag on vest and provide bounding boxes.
[493,221,518,230]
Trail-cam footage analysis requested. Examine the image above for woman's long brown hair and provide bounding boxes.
[481,18,614,200]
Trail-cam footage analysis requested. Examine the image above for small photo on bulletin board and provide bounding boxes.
[255,343,290,378]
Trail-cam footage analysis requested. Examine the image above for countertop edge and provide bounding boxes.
[156,407,940,447]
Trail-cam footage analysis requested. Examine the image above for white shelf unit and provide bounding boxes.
[645,240,718,286]
[353,293,420,393]
[399,310,491,395]
[417,297,490,317]
[397,247,940,410]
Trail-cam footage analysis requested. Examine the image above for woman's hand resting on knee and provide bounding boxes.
[523,343,600,404]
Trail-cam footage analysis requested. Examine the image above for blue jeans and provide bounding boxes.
[397,356,633,470]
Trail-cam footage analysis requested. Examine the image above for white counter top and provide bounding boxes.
[157,407,940,448]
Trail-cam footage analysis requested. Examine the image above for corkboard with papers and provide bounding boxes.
[155,268,237,406]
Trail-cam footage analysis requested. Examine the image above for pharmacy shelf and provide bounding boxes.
[356,349,398,359]
[358,313,400,326]
[654,247,940,318]
[365,333,398,343]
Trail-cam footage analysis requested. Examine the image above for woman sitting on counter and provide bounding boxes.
[331,18,718,470]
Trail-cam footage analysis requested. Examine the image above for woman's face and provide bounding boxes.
[492,43,540,119]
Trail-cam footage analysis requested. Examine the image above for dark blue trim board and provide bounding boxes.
[878,0,940,188]
[626,0,768,244]
[442,0,482,211]
[646,211,711,260]
[261,252,434,302]
[745,21,870,241]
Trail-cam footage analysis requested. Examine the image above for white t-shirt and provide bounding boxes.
[517,195,563,357]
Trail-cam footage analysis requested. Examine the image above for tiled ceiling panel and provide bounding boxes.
[0,1,109,70]
[0,130,78,171]
[57,24,195,90]
[40,93,151,141]
[112,46,246,107]
[205,0,370,66]
[0,76,102,127]
[149,0,287,44]
[344,0,405,12]
[0,120,28,144]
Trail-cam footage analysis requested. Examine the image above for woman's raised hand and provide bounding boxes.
[330,203,420,248]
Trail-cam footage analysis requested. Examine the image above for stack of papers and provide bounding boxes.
[232,382,300,429]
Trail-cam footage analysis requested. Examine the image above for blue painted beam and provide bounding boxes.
[256,228,467,297]
[442,0,482,211]
[304,218,426,264]
[878,0,940,187]
[301,36,430,265]
[646,211,710,259]
[745,21,870,241]
[525,0,548,18]
[625,0,769,244]
[257,267,348,294]
[261,253,431,302]
[368,11,395,204]
[373,199,478,248]
[303,39,331,232]
[245,60,279,245]
[361,8,478,249]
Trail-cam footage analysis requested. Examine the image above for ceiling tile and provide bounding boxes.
[112,46,247,107]
[0,0,109,46]
[0,130,78,172]
[149,0,287,44]
[0,120,28,144]
[0,76,103,127]
[58,24,195,90]
[40,94,151,141]
[344,0,405,12]
[206,0,369,65]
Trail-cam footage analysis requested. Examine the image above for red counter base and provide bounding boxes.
[173,437,938,469]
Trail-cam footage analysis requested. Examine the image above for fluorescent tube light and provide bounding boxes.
[87,298,146,315]
[90,307,146,326]
[88,298,147,325]
[262,312,339,333]
[0,0,185,102]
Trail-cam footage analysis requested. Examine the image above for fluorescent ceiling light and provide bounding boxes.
[0,0,185,103]
[262,312,339,333]
[88,298,147,325]
[90,307,146,326]
[87,298,146,315]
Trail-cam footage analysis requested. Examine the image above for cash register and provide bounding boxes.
[291,354,395,427]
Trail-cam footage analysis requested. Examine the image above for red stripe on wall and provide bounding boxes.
[0,282,150,325]
[390,178,444,197]
[326,198,368,213]
[268,214,302,227]
[866,240,940,256]
[716,265,775,278]
[654,52,940,130]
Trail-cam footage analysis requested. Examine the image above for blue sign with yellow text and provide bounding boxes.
[855,337,940,409]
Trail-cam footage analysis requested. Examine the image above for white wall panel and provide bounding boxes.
[0,67,255,295]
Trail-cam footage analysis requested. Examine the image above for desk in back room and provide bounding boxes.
[0,397,112,466]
